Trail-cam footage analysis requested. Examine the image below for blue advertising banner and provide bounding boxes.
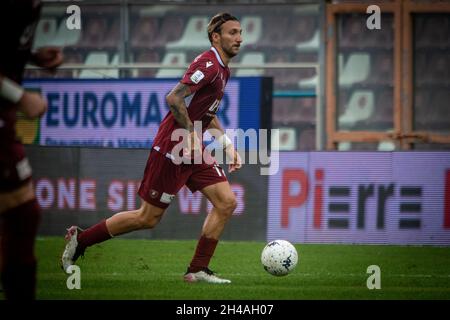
[23,78,265,148]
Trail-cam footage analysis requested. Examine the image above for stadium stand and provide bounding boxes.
[240,16,262,49]
[26,4,323,150]
[130,17,159,49]
[415,89,450,131]
[271,127,297,151]
[258,15,289,49]
[166,16,210,50]
[33,18,58,50]
[152,15,185,49]
[284,14,317,48]
[264,52,296,90]
[298,98,316,123]
[133,51,160,78]
[155,52,187,78]
[79,52,118,78]
[22,0,450,153]
[339,90,374,128]
[338,53,371,87]
[371,90,393,130]
[55,52,83,78]
[296,30,319,52]
[298,74,318,89]
[298,128,316,150]
[415,14,450,48]
[378,141,396,151]
[104,19,120,48]
[235,52,265,77]
[368,52,392,85]
[272,98,292,125]
[79,17,108,49]
[46,19,81,47]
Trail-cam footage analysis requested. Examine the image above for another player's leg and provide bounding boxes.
[184,181,237,284]
[0,182,41,300]
[61,201,165,271]
[0,236,2,293]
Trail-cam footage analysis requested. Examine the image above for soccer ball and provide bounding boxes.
[261,240,298,276]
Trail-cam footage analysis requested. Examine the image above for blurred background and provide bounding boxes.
[24,0,450,152]
[19,0,450,245]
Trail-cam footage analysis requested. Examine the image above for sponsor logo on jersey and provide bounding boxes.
[190,70,205,84]
[160,192,175,204]
[206,61,213,68]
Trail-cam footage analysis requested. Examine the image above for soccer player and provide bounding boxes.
[0,0,63,300]
[62,12,243,284]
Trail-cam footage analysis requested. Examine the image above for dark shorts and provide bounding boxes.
[138,149,228,209]
[0,141,32,192]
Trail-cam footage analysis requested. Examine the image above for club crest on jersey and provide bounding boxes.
[190,70,205,84]
[206,61,213,68]
[150,189,159,199]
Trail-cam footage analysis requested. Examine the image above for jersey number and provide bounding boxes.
[208,99,221,114]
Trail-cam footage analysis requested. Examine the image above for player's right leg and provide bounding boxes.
[182,162,236,284]
[61,201,165,272]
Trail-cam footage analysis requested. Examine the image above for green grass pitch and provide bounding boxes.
[3,237,450,300]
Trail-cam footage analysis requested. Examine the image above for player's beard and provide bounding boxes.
[223,44,239,58]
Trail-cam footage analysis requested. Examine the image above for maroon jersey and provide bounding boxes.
[152,47,230,156]
[0,0,41,190]
[0,0,41,146]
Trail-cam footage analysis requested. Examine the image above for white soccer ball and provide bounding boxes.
[261,240,298,276]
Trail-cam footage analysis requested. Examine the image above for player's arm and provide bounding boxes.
[208,116,242,173]
[0,73,47,118]
[207,116,225,135]
[166,82,201,153]
[166,82,194,132]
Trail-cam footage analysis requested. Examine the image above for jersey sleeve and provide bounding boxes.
[181,56,219,94]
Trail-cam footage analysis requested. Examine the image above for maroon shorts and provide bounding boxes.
[0,141,32,192]
[138,149,228,209]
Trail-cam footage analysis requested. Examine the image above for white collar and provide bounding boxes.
[210,47,225,68]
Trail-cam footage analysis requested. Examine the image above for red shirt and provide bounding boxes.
[0,0,41,149]
[152,47,230,156]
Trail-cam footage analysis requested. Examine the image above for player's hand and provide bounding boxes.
[17,91,47,119]
[227,147,242,173]
[32,47,63,70]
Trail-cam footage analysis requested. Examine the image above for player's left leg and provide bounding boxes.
[184,178,236,284]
